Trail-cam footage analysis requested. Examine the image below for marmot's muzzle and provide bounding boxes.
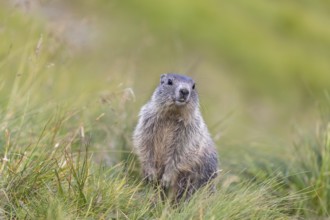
[175,87,190,105]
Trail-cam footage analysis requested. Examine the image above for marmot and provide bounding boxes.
[133,73,219,201]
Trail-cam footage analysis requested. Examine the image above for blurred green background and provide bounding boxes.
[1,0,330,218]
[1,0,330,165]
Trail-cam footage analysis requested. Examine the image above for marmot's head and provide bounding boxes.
[152,73,199,109]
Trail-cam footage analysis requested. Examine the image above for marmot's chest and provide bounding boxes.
[152,120,185,166]
[153,120,181,148]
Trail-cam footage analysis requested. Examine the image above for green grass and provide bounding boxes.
[1,1,330,219]
[240,104,330,217]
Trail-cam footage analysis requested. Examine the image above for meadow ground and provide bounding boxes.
[1,1,330,219]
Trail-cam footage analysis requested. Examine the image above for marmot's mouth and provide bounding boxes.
[175,98,188,106]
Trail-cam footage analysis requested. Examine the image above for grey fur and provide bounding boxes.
[133,73,219,201]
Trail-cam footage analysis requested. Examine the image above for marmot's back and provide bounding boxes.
[133,73,219,201]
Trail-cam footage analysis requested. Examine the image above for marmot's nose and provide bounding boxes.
[179,88,189,98]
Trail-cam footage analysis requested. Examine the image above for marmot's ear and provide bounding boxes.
[160,74,167,84]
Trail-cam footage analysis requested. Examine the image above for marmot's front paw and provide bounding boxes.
[143,169,157,183]
[161,173,174,189]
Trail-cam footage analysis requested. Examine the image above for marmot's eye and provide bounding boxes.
[168,79,173,85]
[192,83,196,90]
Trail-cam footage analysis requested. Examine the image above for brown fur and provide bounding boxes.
[133,74,219,201]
